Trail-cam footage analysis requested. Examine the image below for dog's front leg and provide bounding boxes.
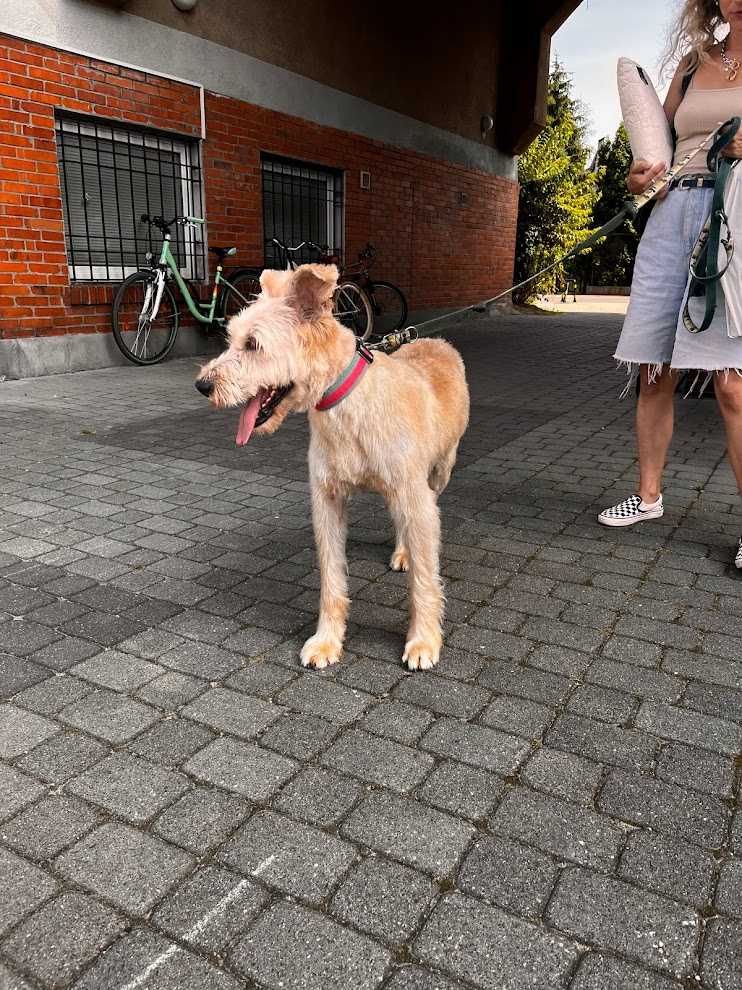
[301,483,349,669]
[396,485,444,671]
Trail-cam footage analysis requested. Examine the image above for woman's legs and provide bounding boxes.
[713,372,742,494]
[636,364,677,503]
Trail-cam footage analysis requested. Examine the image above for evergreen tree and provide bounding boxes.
[514,60,599,301]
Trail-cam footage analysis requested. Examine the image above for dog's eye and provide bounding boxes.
[244,337,258,351]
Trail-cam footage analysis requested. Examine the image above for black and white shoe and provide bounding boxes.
[598,494,664,528]
[734,537,742,571]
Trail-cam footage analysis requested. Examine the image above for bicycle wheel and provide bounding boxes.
[219,270,262,321]
[368,279,407,336]
[333,281,373,341]
[112,270,179,366]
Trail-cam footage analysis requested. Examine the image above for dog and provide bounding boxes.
[195,264,469,670]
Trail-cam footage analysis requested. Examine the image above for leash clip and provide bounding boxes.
[372,326,418,354]
[356,340,374,364]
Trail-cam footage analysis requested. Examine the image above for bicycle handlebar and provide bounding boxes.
[140,214,204,232]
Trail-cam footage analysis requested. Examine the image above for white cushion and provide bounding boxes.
[617,57,673,168]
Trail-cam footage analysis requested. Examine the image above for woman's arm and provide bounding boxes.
[663,57,691,124]
[626,60,690,196]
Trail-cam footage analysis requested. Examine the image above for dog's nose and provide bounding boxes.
[195,378,213,397]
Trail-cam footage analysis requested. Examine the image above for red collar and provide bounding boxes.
[315,343,374,411]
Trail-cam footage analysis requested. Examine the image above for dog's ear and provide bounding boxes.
[259,269,292,298]
[290,264,338,320]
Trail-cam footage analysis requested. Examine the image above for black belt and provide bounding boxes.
[670,174,716,190]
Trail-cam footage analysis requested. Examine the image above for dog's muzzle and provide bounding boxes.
[195,378,213,397]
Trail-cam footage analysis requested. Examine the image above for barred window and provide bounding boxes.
[55,114,205,281]
[261,154,344,268]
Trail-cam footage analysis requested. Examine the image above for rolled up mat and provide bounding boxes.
[617,57,674,167]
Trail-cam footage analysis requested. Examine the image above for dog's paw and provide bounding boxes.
[301,636,342,670]
[403,637,440,671]
[390,548,410,572]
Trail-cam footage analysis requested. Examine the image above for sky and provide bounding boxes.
[552,0,683,147]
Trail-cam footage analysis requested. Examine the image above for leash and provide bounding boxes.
[370,121,736,355]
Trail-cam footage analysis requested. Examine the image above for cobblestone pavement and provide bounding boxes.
[1,310,741,990]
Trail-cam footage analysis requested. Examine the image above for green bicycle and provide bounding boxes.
[111,214,261,365]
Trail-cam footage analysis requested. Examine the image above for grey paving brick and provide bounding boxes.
[414,892,579,989]
[1,794,100,861]
[392,673,489,719]
[159,640,243,679]
[12,673,92,716]
[334,656,408,695]
[219,810,357,902]
[331,855,434,946]
[341,791,475,876]
[520,746,603,805]
[569,953,683,989]
[0,847,58,936]
[361,699,435,745]
[567,682,636,724]
[383,967,464,990]
[420,717,529,774]
[151,865,268,954]
[715,859,742,919]
[0,619,62,657]
[135,670,206,709]
[117,627,187,660]
[655,741,735,798]
[418,760,505,820]
[526,643,593,677]
[588,656,684,702]
[478,662,574,705]
[619,830,716,907]
[598,768,730,848]
[636,700,742,756]
[231,901,390,990]
[15,731,108,786]
[276,675,372,724]
[274,766,363,826]
[546,712,657,771]
[0,703,59,758]
[68,752,190,823]
[152,786,250,854]
[321,727,434,793]
[181,686,281,739]
[702,918,742,989]
[260,710,340,760]
[0,653,49,696]
[0,763,46,822]
[225,660,298,698]
[492,786,623,869]
[458,835,558,916]
[59,689,159,743]
[127,717,215,766]
[2,891,125,987]
[55,822,193,915]
[0,961,33,990]
[547,867,698,977]
[184,737,298,800]
[27,634,99,672]
[479,695,554,738]
[70,649,162,693]
[682,681,742,724]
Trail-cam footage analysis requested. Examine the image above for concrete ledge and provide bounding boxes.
[0,329,220,380]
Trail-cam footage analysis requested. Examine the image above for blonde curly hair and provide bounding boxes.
[661,0,727,77]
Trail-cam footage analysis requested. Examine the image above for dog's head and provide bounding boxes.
[195,263,338,445]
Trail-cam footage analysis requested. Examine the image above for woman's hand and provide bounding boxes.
[721,132,742,158]
[626,159,668,196]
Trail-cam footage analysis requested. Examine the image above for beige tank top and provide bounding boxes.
[674,80,742,176]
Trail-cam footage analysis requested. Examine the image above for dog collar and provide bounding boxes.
[315,343,374,411]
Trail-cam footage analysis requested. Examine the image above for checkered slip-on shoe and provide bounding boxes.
[598,494,664,528]
[735,538,742,571]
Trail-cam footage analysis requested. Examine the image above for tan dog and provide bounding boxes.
[196,264,469,670]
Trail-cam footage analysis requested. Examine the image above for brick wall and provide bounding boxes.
[0,34,518,345]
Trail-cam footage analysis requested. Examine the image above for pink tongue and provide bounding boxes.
[236,395,261,446]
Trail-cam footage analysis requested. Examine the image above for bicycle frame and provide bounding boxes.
[153,234,253,324]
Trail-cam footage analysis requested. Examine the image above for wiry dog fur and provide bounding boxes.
[196,264,469,670]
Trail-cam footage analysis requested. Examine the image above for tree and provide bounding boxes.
[514,60,599,301]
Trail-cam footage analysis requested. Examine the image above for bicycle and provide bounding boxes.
[339,243,408,338]
[111,214,261,365]
[269,237,373,341]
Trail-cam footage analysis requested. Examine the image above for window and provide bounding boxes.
[261,154,343,268]
[55,115,205,281]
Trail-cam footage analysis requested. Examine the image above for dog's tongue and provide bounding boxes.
[236,395,261,446]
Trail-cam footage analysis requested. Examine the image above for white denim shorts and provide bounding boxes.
[614,186,742,393]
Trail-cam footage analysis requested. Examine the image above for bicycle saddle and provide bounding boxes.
[209,246,237,259]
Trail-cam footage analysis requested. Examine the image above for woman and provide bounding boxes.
[598,0,742,573]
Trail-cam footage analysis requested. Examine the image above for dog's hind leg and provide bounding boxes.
[301,484,350,670]
[394,484,444,671]
[428,443,459,496]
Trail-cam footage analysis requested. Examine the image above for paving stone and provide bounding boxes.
[151,865,268,954]
[520,746,603,805]
[184,737,298,800]
[181,686,281,739]
[117,627,187,660]
[321,727,434,793]
[715,859,742,918]
[59,611,147,648]
[135,670,206,709]
[153,786,250,854]
[682,681,742,724]
[231,900,390,990]
[0,961,33,989]
[219,810,357,902]
[418,760,505,819]
[274,766,363,826]
[2,891,125,987]
[567,682,636,724]
[334,656,407,695]
[127,717,215,766]
[225,661,298,698]
[70,650,162,693]
[160,608,239,644]
[341,791,475,876]
[260,710,340,760]
[546,712,657,772]
[619,830,716,907]
[588,656,684,702]
[479,695,554,738]
[457,835,558,916]
[15,731,109,786]
[0,653,49,696]
[655,741,735,798]
[1,794,100,861]
[0,619,62,657]
[392,674,489,719]
[702,918,742,989]
[26,635,99,672]
[0,847,58,936]
[331,855,434,945]
[0,763,46,822]
[55,822,194,915]
[570,953,683,989]
[478,661,573,705]
[68,752,190,823]
[636,700,742,756]
[361,699,435,745]
[276,675,372,724]
[420,717,529,775]
[546,867,698,978]
[12,673,92,715]
[58,689,159,743]
[0,703,59,758]
[159,640,244,679]
[526,644,593,677]
[414,892,579,989]
[598,768,730,848]
[383,967,464,990]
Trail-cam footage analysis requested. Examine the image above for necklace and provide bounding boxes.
[721,40,741,82]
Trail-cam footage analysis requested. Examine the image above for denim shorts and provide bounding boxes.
[614,186,742,391]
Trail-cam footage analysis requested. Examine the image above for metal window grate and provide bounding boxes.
[261,154,344,268]
[55,113,205,281]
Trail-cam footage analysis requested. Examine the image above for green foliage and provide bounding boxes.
[514,61,599,300]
